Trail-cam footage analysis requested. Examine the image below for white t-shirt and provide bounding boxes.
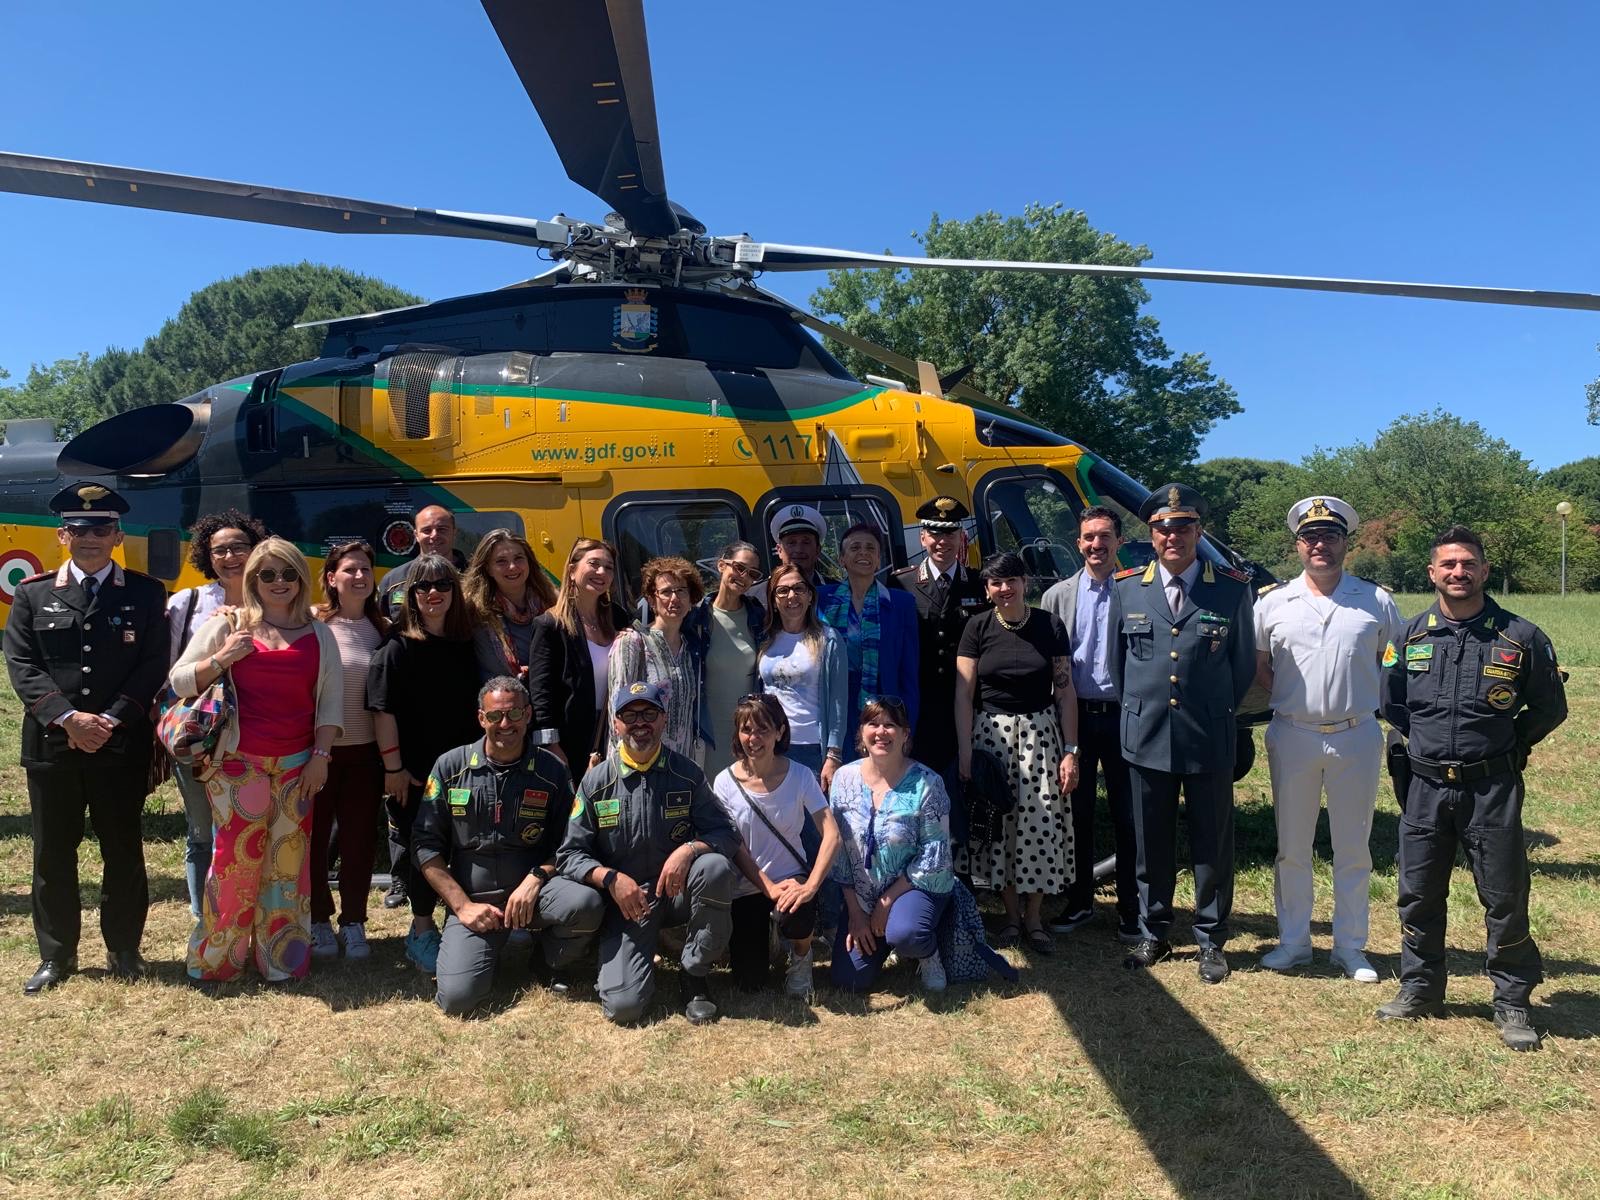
[713,761,827,898]
[759,630,821,746]
[588,637,612,711]
[166,582,228,666]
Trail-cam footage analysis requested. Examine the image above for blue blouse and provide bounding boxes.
[829,760,954,905]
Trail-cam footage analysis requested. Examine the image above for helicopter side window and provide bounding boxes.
[606,495,749,609]
[973,469,1085,602]
[754,489,905,581]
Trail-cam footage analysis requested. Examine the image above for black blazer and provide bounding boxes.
[528,612,608,771]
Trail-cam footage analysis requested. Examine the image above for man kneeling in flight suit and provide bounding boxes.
[559,680,739,1025]
[414,676,605,1016]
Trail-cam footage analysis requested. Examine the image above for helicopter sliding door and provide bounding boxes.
[970,467,1086,602]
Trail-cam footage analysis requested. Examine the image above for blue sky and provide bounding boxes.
[2,1,1597,473]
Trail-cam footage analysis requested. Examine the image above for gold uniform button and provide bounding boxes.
[1169,675,1178,684]
[1171,627,1180,636]
[1169,651,1179,660]
[1169,698,1180,708]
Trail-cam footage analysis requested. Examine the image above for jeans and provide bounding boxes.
[173,761,214,920]
[830,887,950,993]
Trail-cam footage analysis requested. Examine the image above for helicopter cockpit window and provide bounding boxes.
[452,511,527,561]
[974,469,1084,602]
[754,491,905,582]
[608,496,747,607]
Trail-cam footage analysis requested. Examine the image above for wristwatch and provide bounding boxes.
[1061,743,1079,755]
[601,868,618,892]
[532,866,552,884]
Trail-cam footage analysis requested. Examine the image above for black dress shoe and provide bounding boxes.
[1122,939,1173,970]
[23,958,76,996]
[1197,945,1231,985]
[1376,989,1445,1021]
[106,951,146,981]
[680,971,718,1025]
[382,879,409,909]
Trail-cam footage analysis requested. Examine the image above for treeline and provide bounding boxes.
[0,263,420,439]
[1197,413,1600,593]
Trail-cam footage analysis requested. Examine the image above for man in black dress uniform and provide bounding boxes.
[891,496,989,773]
[5,483,170,994]
[1108,483,1255,984]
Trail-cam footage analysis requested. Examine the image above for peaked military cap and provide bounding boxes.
[916,495,970,532]
[770,503,826,542]
[50,481,129,527]
[1138,482,1208,528]
[1287,495,1358,536]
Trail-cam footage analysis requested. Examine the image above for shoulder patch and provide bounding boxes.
[1114,566,1142,580]
[18,571,51,585]
[1217,564,1249,582]
[1255,581,1281,596]
[1356,576,1392,592]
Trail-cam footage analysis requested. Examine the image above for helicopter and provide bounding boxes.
[1,0,1597,625]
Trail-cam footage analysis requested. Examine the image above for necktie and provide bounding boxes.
[84,575,98,606]
[1167,573,1185,616]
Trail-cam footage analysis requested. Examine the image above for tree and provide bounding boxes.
[1542,455,1600,515]
[0,352,102,439]
[809,203,1240,483]
[1190,456,1298,548]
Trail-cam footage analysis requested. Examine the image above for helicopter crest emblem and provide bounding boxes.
[612,288,659,354]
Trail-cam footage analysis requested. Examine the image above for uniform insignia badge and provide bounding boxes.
[123,630,136,643]
[1114,567,1141,580]
[571,793,585,819]
[1485,682,1517,710]
[469,751,480,767]
[595,797,621,829]
[1427,612,1438,628]
[1382,642,1398,668]
[447,787,471,811]
[520,824,543,844]
[935,497,956,515]
[76,484,110,508]
[424,776,441,800]
[1405,644,1434,661]
[1168,485,1181,509]
[630,682,647,695]
[670,818,692,842]
[612,288,659,354]
[1482,664,1518,681]
[1494,648,1523,668]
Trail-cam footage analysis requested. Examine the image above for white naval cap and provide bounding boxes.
[1286,495,1358,537]
[770,503,826,542]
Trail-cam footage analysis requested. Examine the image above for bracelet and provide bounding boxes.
[825,749,843,763]
[378,744,399,757]
[209,656,223,675]
[311,748,331,760]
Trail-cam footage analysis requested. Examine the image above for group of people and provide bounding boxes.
[6,477,1567,1047]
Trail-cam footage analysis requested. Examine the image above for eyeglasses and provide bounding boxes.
[210,543,252,559]
[722,561,765,583]
[617,706,662,726]
[869,695,906,710]
[411,579,456,595]
[256,568,300,584]
[654,586,691,600]
[1297,530,1346,545]
[481,707,528,725]
[772,584,810,598]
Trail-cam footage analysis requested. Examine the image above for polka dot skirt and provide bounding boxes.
[956,707,1074,895]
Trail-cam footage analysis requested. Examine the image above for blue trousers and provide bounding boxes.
[173,762,214,919]
[830,887,950,992]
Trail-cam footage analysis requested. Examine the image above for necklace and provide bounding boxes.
[266,619,310,632]
[995,607,1028,631]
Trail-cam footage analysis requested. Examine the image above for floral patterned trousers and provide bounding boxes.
[188,748,313,982]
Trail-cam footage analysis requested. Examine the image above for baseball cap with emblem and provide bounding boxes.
[1286,495,1358,537]
[613,679,669,715]
[1138,482,1209,530]
[916,495,970,532]
[770,503,825,543]
[49,481,130,528]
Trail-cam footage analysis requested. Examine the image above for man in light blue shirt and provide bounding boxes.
[1040,505,1138,941]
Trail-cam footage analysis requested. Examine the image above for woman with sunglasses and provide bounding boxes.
[955,551,1080,955]
[528,538,621,776]
[818,522,920,735]
[713,694,841,997]
[757,562,848,791]
[366,555,482,973]
[306,539,390,962]
[164,508,268,920]
[695,541,767,771]
[829,696,954,993]
[465,528,557,683]
[607,555,705,761]
[169,538,344,983]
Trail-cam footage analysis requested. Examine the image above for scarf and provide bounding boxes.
[821,582,882,713]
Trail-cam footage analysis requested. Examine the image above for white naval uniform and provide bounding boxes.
[1255,572,1404,951]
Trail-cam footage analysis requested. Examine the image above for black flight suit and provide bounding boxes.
[559,746,739,1024]
[4,562,170,966]
[413,738,604,1015]
[891,560,989,772]
[1108,559,1255,948]
[1382,598,1567,1009]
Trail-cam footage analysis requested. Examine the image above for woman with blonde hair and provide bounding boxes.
[306,539,389,961]
[465,528,557,682]
[607,555,704,761]
[529,537,621,774]
[757,562,848,790]
[169,537,344,983]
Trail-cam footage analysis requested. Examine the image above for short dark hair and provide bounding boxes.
[1079,505,1123,537]
[980,551,1028,582]
[479,676,529,708]
[187,509,270,580]
[839,522,886,554]
[1431,525,1485,561]
[731,693,791,759]
[856,695,913,754]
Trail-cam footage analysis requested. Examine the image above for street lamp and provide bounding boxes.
[1556,501,1572,596]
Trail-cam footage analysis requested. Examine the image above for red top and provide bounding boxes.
[233,634,320,757]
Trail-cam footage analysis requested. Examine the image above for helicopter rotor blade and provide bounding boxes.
[480,0,693,238]
[0,152,570,249]
[736,242,1600,313]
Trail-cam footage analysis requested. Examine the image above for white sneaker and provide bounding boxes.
[918,950,947,993]
[1331,947,1380,983]
[1260,943,1312,972]
[784,946,814,998]
[310,921,340,960]
[340,923,369,960]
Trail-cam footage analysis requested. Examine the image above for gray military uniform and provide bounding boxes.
[414,739,604,1015]
[559,746,739,1024]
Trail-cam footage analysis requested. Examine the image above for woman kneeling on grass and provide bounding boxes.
[828,697,955,993]
[713,694,841,998]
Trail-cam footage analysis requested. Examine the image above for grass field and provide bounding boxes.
[0,592,1596,1198]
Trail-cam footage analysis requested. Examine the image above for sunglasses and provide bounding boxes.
[722,561,766,583]
[617,706,662,726]
[64,525,117,539]
[411,579,456,595]
[481,707,528,725]
[210,543,253,559]
[256,568,300,584]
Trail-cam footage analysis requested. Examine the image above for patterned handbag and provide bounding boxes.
[156,620,237,778]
